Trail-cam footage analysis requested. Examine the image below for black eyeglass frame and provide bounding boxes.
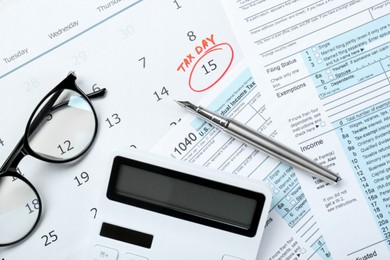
[0,72,106,247]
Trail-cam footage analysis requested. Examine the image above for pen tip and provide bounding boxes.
[174,100,197,110]
[174,100,186,107]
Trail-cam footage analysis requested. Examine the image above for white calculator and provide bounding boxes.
[89,150,272,260]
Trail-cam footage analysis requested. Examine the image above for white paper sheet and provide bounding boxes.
[0,0,245,258]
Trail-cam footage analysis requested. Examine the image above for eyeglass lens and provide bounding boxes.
[0,175,40,245]
[0,87,98,246]
[27,89,96,161]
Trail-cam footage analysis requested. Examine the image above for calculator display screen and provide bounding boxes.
[107,156,266,237]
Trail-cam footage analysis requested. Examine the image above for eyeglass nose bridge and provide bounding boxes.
[0,138,29,174]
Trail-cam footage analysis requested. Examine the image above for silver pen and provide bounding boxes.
[175,100,341,184]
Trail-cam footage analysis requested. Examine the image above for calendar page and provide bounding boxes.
[3,0,390,259]
[0,0,244,258]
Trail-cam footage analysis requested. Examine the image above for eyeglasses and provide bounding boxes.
[0,72,106,247]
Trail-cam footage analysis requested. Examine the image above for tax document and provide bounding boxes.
[153,63,330,260]
[218,0,390,259]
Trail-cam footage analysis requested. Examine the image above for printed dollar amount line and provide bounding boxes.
[0,0,143,80]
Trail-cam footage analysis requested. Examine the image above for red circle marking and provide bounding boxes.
[189,43,234,92]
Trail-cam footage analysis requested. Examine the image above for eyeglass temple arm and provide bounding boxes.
[0,88,107,172]
[87,88,106,99]
[50,88,106,111]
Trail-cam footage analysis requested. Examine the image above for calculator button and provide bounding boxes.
[92,245,118,260]
[222,255,245,260]
[124,252,149,260]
